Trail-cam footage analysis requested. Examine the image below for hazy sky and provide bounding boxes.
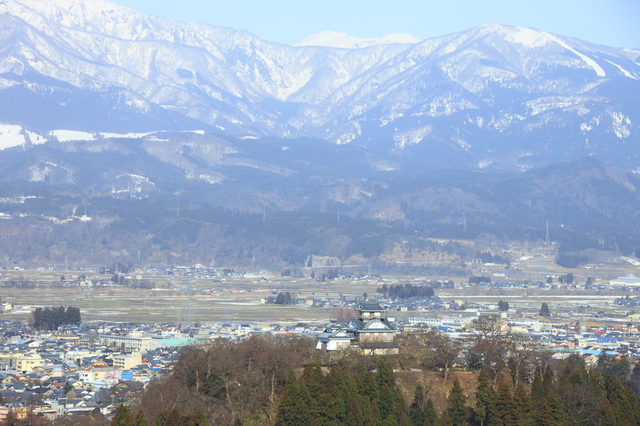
[110,0,640,49]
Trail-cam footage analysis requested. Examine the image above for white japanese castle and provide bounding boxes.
[316,302,399,354]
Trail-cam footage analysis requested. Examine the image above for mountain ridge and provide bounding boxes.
[294,31,421,49]
[1,0,639,170]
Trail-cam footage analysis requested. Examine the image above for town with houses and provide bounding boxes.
[0,262,639,423]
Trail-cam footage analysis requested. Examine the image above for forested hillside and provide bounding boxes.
[1,156,640,269]
[44,334,640,426]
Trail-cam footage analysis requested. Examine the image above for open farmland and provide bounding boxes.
[0,253,639,327]
[0,270,380,325]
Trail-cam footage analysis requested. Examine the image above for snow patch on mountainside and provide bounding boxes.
[0,125,47,149]
[393,125,433,150]
[27,131,47,145]
[611,112,631,138]
[0,125,26,149]
[603,59,638,79]
[295,31,420,49]
[550,36,606,77]
[102,131,154,139]
[49,129,204,142]
[500,26,553,48]
[50,130,96,142]
[28,161,75,183]
[526,97,584,115]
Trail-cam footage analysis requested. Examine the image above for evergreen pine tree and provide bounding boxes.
[153,409,168,426]
[275,371,302,426]
[164,409,182,426]
[409,385,426,426]
[358,395,374,426]
[513,382,534,426]
[596,350,611,376]
[599,399,618,426]
[424,398,438,426]
[627,362,640,396]
[301,361,325,399]
[326,363,349,424]
[370,400,383,426]
[437,411,453,426]
[377,359,398,421]
[488,381,517,426]
[346,396,365,426]
[530,367,545,404]
[604,374,636,425]
[133,409,148,426]
[383,416,399,426]
[474,370,497,426]
[398,412,413,426]
[319,387,344,425]
[447,379,467,426]
[188,410,207,426]
[111,405,133,426]
[537,392,565,426]
[539,303,551,317]
[542,366,554,395]
[588,369,606,399]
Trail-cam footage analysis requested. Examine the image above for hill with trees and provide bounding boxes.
[40,332,638,426]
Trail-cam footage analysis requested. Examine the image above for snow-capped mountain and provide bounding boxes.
[1,0,640,169]
[294,31,421,49]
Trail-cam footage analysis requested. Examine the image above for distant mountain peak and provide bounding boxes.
[1,0,639,171]
[294,30,421,49]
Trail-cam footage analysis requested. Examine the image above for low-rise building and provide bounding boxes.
[14,353,44,374]
[112,352,142,370]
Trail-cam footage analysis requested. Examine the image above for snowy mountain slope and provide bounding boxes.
[295,31,421,49]
[1,0,640,169]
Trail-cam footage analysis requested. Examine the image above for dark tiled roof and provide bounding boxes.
[357,302,384,311]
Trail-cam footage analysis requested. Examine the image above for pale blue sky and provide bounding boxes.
[111,0,640,49]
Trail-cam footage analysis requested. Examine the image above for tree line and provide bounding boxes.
[267,292,296,305]
[1,278,37,289]
[377,284,435,300]
[476,251,510,266]
[31,306,81,330]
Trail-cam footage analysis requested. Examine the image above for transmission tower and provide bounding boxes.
[545,221,550,244]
